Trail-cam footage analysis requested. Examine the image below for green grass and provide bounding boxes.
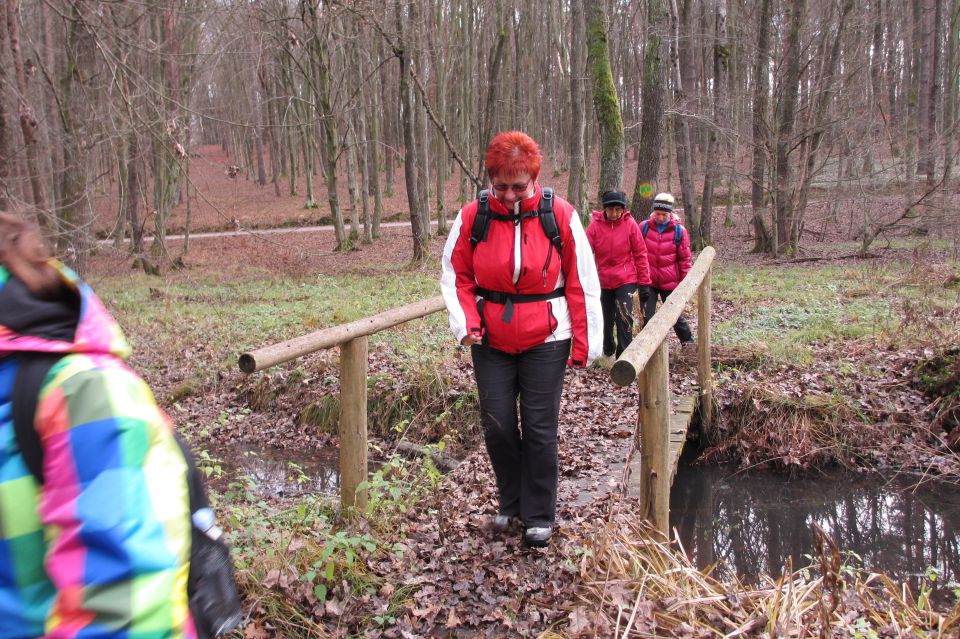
[90,269,451,379]
[712,261,959,365]
[815,237,959,252]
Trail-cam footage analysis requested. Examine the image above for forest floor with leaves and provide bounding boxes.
[83,153,960,637]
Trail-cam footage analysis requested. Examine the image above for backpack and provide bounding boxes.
[11,354,242,639]
[470,187,562,253]
[641,220,684,246]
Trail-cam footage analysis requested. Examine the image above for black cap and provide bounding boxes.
[601,190,628,208]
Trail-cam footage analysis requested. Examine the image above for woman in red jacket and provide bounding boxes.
[642,193,695,344]
[586,190,652,358]
[440,131,602,547]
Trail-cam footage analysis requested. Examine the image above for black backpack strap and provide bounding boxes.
[469,189,492,247]
[12,353,63,485]
[641,221,649,238]
[173,431,210,511]
[537,187,562,253]
[674,223,684,245]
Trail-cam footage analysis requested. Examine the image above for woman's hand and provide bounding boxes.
[460,334,482,346]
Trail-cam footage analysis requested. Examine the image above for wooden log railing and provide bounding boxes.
[238,296,446,510]
[610,246,716,535]
[238,248,714,523]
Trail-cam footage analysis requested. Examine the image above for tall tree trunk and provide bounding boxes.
[631,0,668,219]
[345,122,360,242]
[904,0,922,211]
[567,0,588,216]
[413,1,431,240]
[303,1,345,248]
[41,1,62,209]
[698,1,727,248]
[586,3,624,198]
[479,0,507,181]
[7,0,47,214]
[368,76,384,238]
[864,0,885,177]
[398,2,426,261]
[773,0,805,256]
[0,9,10,212]
[925,0,943,184]
[750,0,773,253]
[125,132,147,265]
[670,1,697,241]
[248,26,267,187]
[58,0,96,273]
[943,0,960,181]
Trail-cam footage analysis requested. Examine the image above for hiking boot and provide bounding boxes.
[492,515,519,532]
[523,526,552,548]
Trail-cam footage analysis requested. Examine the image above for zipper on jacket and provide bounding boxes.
[541,243,552,288]
[512,201,522,284]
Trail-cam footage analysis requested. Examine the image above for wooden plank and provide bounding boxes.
[626,393,699,496]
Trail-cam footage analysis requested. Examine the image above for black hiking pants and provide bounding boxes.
[471,339,569,528]
[600,284,637,358]
[643,287,694,343]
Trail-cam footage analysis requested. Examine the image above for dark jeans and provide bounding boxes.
[643,287,694,343]
[600,284,636,357]
[471,339,570,528]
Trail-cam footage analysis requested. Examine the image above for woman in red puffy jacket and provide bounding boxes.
[585,190,652,358]
[440,131,602,547]
[642,193,695,344]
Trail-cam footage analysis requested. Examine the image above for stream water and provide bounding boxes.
[223,444,960,606]
[670,464,960,606]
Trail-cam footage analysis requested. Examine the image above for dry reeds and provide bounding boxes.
[561,500,959,638]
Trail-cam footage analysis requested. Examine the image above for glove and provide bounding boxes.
[567,358,586,368]
[638,285,651,303]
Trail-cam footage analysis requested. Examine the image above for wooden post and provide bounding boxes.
[339,336,368,511]
[697,266,713,439]
[638,341,670,535]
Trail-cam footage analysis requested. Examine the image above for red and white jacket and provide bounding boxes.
[441,184,602,365]
[642,214,692,291]
[585,210,652,290]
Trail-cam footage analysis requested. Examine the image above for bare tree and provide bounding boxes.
[6,0,46,214]
[749,0,773,253]
[631,0,669,219]
[567,0,588,216]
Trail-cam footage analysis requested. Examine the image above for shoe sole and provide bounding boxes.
[523,537,550,548]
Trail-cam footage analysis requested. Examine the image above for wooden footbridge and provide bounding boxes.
[239,248,716,536]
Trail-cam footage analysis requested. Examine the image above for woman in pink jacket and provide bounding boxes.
[642,193,695,344]
[586,190,652,358]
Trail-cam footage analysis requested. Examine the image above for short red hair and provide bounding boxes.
[484,131,541,182]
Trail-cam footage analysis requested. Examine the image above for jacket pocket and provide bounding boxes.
[547,301,559,334]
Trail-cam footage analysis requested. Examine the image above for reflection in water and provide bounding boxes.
[215,445,342,497]
[670,465,960,606]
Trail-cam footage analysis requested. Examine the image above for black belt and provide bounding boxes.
[476,287,565,323]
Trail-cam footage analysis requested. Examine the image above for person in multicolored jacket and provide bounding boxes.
[0,212,196,638]
[440,131,602,548]
[585,190,653,359]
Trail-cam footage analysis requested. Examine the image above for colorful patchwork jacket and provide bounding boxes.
[0,262,196,638]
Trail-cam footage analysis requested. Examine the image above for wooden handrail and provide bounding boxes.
[611,247,716,386]
[238,296,446,373]
[238,294,446,511]
[610,246,716,535]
